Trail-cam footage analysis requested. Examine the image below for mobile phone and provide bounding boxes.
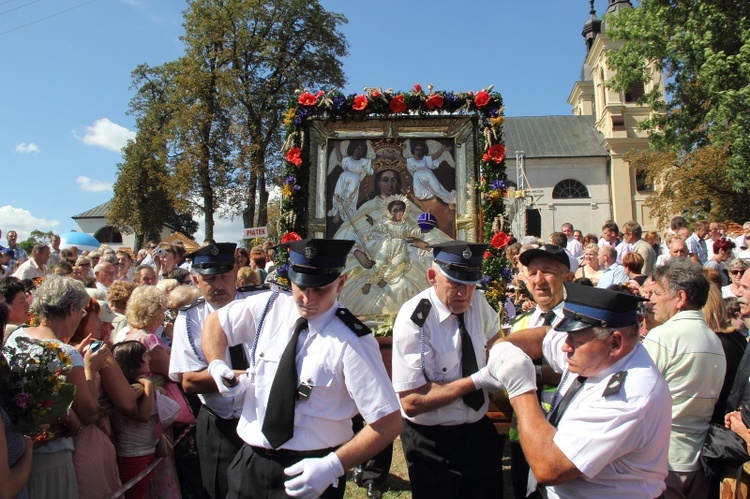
[90,340,104,352]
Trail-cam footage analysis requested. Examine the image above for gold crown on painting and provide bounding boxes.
[371,138,406,173]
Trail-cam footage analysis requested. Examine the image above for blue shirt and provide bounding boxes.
[597,262,629,289]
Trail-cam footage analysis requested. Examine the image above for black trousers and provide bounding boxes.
[227,444,345,499]
[401,417,505,499]
[195,405,244,499]
[351,414,393,485]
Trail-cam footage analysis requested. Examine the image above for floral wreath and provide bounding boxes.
[278,84,513,312]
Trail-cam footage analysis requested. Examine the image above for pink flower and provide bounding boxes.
[15,393,30,410]
[371,89,381,98]
[389,95,407,113]
[484,251,492,259]
[297,92,317,107]
[425,94,444,110]
[352,94,368,111]
[315,90,325,98]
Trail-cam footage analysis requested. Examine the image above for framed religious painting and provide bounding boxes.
[278,88,509,324]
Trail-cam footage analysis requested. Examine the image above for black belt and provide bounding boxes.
[249,445,335,459]
[200,404,239,422]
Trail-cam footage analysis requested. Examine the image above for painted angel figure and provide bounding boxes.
[403,139,457,205]
[327,139,376,224]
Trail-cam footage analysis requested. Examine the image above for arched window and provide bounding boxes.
[94,226,123,243]
[552,179,589,199]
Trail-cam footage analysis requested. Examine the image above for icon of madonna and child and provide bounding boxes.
[325,137,460,318]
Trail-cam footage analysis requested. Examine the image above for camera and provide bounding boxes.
[90,340,104,353]
[154,247,167,257]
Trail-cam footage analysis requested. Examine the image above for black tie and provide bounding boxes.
[547,375,587,427]
[262,317,307,448]
[542,310,557,326]
[458,313,484,411]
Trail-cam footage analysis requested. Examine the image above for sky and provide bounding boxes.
[0,0,614,245]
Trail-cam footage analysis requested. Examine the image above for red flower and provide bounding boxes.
[285,147,302,167]
[474,91,491,108]
[389,95,407,113]
[425,93,444,110]
[413,83,422,93]
[482,144,506,164]
[371,89,381,98]
[41,398,53,409]
[315,90,325,98]
[352,94,368,111]
[490,232,511,249]
[280,232,302,244]
[297,92,317,107]
[484,251,492,259]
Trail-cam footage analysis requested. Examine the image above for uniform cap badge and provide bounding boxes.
[210,245,219,256]
[304,245,317,259]
[462,247,472,259]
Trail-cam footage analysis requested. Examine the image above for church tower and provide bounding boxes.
[568,0,664,230]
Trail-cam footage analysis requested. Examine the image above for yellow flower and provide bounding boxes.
[283,108,296,126]
[281,184,294,197]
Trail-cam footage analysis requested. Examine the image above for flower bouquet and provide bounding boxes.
[1,336,77,441]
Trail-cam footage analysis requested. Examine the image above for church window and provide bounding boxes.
[552,179,589,199]
[625,81,645,103]
[94,226,123,243]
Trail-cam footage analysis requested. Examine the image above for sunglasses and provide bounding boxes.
[731,270,745,276]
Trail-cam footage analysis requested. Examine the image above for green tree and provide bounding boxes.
[18,230,54,254]
[604,0,750,201]
[181,0,348,229]
[109,64,179,250]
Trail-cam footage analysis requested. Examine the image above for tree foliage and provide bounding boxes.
[605,0,750,200]
[18,230,54,254]
[626,145,750,226]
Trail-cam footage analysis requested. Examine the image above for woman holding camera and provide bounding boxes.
[153,243,178,282]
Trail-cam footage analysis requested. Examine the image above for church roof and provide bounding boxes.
[503,116,608,159]
[73,199,112,219]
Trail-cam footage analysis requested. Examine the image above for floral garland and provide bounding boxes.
[278,84,513,313]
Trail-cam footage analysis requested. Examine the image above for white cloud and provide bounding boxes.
[194,214,247,245]
[0,205,59,242]
[76,118,135,152]
[15,142,40,154]
[76,176,113,192]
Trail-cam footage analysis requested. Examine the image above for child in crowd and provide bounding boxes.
[111,341,157,499]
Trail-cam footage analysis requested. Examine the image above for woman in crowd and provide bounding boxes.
[0,299,34,499]
[0,277,30,346]
[4,276,107,498]
[622,251,648,286]
[108,281,135,344]
[236,267,261,288]
[249,245,268,282]
[74,257,93,278]
[234,247,250,270]
[574,243,602,285]
[704,237,736,286]
[111,341,156,499]
[68,298,147,498]
[722,258,749,299]
[122,285,181,497]
[703,285,747,425]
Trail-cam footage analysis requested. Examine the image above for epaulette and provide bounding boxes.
[410,299,432,327]
[602,371,627,397]
[336,307,371,337]
[178,297,205,312]
[237,283,270,294]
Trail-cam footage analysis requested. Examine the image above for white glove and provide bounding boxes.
[284,452,344,498]
[207,359,247,397]
[487,342,537,399]
[471,365,505,393]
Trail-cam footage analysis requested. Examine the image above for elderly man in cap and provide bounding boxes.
[391,241,505,498]
[201,238,401,499]
[488,283,672,498]
[169,243,267,499]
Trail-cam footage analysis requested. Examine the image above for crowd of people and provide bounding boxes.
[1,215,750,499]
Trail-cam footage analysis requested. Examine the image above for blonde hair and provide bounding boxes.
[156,279,179,297]
[126,285,168,329]
[237,267,261,287]
[702,285,730,333]
[167,285,201,310]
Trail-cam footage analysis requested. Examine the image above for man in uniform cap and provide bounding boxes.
[169,242,269,499]
[488,283,671,498]
[201,238,401,499]
[391,240,506,498]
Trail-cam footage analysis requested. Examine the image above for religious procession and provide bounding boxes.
[4,0,750,498]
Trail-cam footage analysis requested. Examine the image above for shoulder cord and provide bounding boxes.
[549,369,570,415]
[419,325,430,382]
[185,311,203,363]
[250,291,279,370]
